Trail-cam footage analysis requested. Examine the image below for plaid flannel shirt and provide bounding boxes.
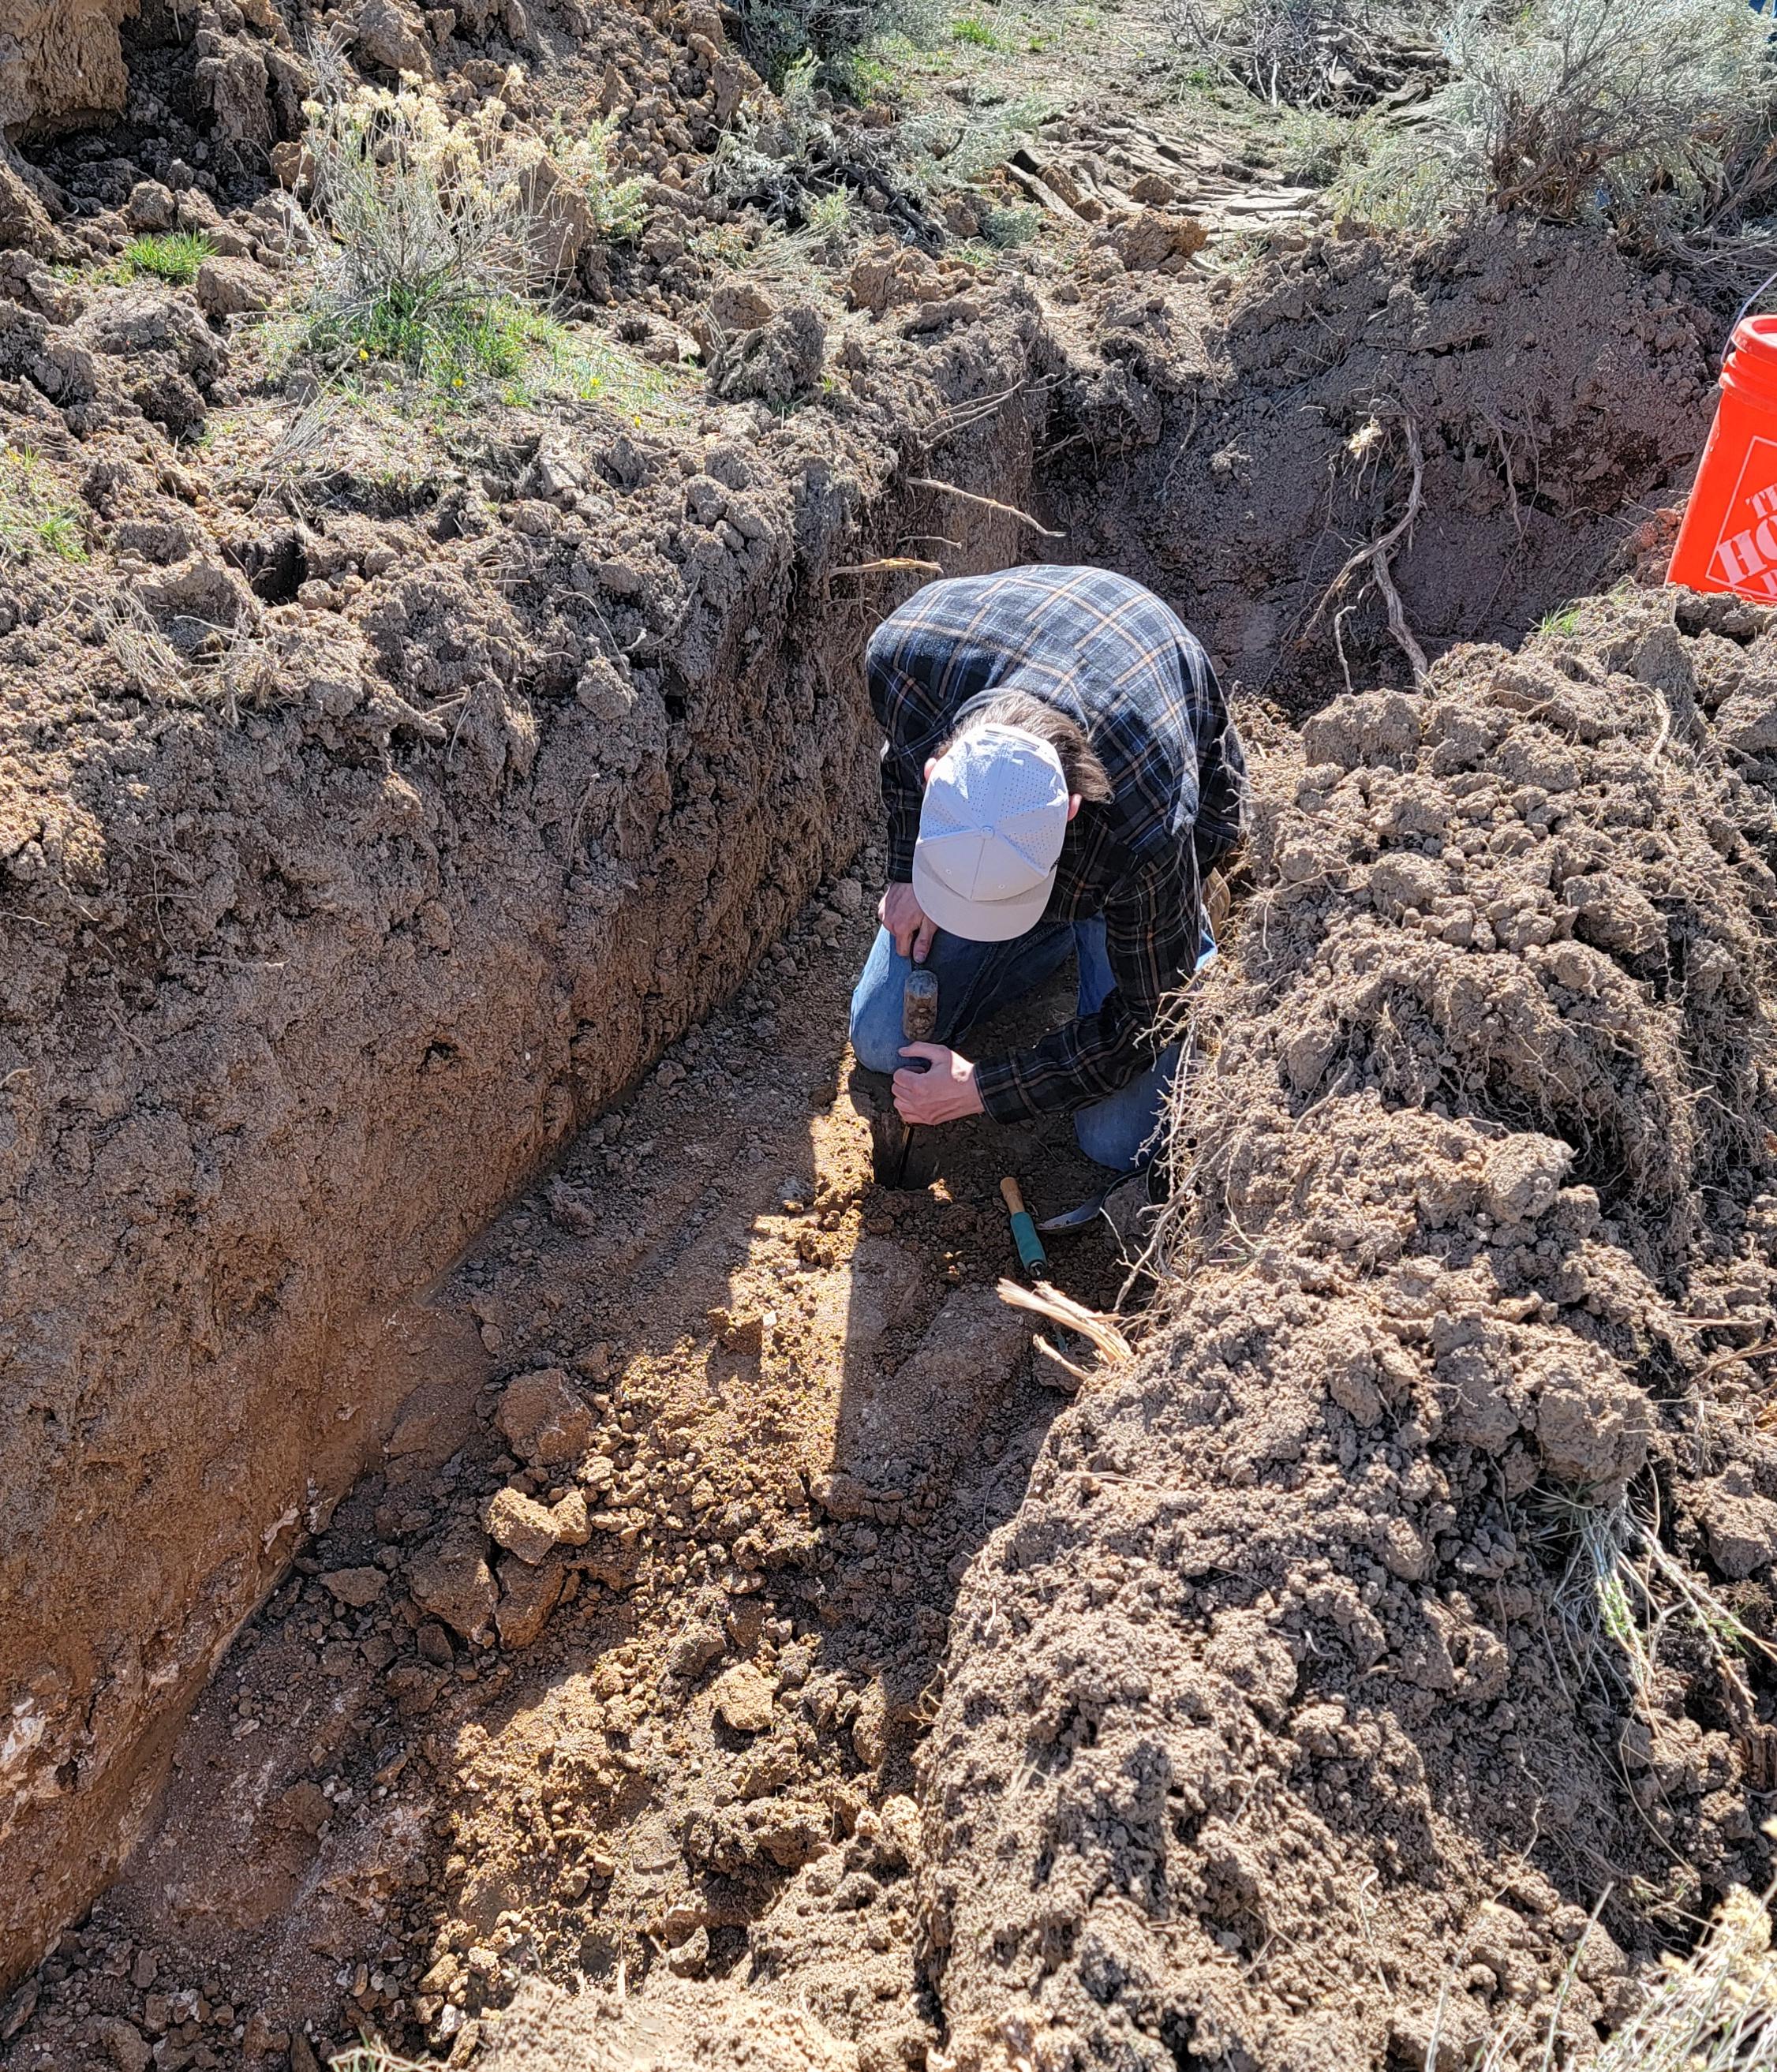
[867,564,1246,1123]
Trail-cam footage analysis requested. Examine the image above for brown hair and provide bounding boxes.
[941,691,1113,804]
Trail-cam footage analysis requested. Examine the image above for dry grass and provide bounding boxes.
[1463,1867,1777,2071]
[216,385,443,519]
[1586,1876,1777,2070]
[90,593,184,700]
[1531,1488,1776,1763]
[329,2044,440,2072]
[87,589,296,718]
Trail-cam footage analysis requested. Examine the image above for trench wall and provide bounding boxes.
[0,331,1046,1982]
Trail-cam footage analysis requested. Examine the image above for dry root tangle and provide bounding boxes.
[1310,408,1428,682]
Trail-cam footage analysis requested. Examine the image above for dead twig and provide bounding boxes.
[906,477,1064,542]
[1690,1337,1777,1387]
[831,557,942,577]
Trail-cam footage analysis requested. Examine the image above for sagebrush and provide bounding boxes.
[1170,0,1375,109]
[543,112,648,241]
[730,0,937,89]
[301,75,645,387]
[1330,0,1777,258]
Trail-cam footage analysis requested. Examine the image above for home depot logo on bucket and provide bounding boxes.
[1698,439,1777,597]
[1669,317,1777,600]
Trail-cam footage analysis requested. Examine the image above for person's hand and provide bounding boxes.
[880,881,936,963]
[893,1044,983,1125]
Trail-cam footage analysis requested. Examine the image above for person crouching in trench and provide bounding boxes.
[848,563,1247,1217]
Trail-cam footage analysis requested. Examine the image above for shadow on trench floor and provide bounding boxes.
[2,843,1131,2072]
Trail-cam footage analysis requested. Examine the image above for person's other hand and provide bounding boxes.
[893,1044,982,1124]
[880,881,936,963]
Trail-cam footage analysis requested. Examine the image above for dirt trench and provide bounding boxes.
[0,181,1752,2072]
[2,827,1135,2071]
[37,582,1777,2072]
[1042,218,1715,708]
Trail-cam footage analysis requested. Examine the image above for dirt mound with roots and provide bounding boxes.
[1047,218,1716,702]
[916,586,1777,2070]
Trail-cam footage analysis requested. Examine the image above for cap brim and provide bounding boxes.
[912,850,1054,944]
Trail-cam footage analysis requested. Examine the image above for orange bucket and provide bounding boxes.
[1668,316,1777,599]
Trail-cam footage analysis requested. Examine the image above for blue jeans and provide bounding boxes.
[847,916,1212,1173]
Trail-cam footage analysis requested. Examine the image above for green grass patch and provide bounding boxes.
[121,230,215,286]
[844,44,908,102]
[0,446,88,563]
[301,286,696,419]
[950,13,1005,47]
[275,294,690,433]
[308,285,542,393]
[515,316,694,418]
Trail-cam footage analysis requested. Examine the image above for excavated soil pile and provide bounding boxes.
[921,585,1777,2068]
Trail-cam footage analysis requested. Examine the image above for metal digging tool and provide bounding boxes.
[869,968,940,1187]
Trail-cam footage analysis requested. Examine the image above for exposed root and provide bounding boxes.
[831,556,944,578]
[1309,413,1429,682]
[995,1277,1132,1387]
[328,2044,436,2072]
[905,476,1065,542]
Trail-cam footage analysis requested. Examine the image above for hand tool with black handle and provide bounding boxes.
[869,968,940,1187]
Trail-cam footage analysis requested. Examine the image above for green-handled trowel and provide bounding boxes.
[999,1176,1049,1274]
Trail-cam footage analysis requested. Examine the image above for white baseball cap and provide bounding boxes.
[911,721,1071,942]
